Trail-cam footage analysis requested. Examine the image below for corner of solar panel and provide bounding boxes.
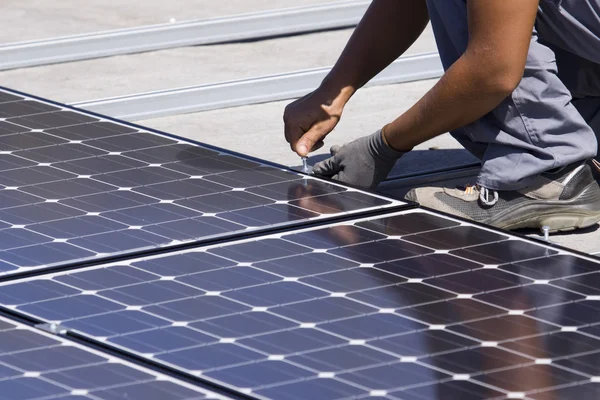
[0,87,599,399]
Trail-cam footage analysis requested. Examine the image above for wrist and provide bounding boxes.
[382,121,414,152]
[319,76,356,108]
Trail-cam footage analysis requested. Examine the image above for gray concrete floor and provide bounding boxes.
[2,1,598,256]
[3,0,336,43]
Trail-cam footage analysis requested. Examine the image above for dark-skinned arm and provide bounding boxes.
[384,0,539,151]
[285,0,430,156]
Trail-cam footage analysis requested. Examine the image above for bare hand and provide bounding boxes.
[283,89,344,157]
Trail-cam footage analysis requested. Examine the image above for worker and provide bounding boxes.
[283,0,600,231]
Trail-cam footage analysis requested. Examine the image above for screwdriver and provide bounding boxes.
[301,156,312,174]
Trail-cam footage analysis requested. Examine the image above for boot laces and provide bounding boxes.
[463,184,499,206]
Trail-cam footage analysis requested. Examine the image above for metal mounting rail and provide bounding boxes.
[72,52,443,121]
[0,1,370,70]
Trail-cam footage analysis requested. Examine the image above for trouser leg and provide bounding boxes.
[537,0,600,164]
[426,0,597,191]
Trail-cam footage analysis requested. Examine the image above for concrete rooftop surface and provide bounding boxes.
[1,0,598,256]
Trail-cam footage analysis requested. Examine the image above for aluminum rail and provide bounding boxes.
[0,1,369,70]
[72,52,443,121]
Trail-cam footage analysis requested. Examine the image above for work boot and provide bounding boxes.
[405,161,600,232]
[592,159,600,183]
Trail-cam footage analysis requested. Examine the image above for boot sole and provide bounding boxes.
[493,182,600,232]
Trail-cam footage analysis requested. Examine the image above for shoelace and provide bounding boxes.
[592,159,600,173]
[462,184,499,206]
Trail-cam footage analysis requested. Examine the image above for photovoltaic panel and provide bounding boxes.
[0,87,403,277]
[0,315,222,399]
[4,209,600,399]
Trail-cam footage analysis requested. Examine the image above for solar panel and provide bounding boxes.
[0,315,222,399]
[0,87,403,277]
[3,209,599,399]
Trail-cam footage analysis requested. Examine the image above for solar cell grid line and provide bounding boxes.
[1,209,599,399]
[0,86,406,279]
[0,314,225,400]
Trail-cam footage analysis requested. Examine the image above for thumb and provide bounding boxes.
[296,124,331,157]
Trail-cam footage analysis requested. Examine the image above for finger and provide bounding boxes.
[330,145,341,156]
[296,123,331,157]
[312,155,341,177]
[336,170,351,185]
[284,122,304,147]
[312,140,325,153]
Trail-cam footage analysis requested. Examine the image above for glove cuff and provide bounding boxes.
[369,129,406,163]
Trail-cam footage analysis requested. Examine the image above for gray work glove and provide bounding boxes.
[312,129,406,189]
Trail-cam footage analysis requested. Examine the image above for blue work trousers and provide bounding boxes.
[426,0,600,190]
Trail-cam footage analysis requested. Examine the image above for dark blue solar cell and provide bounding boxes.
[218,204,319,227]
[0,154,36,171]
[253,253,359,278]
[1,202,85,224]
[205,361,314,389]
[527,300,600,327]
[0,377,67,400]
[62,191,158,213]
[46,363,154,389]
[0,330,58,354]
[282,224,386,250]
[420,347,531,374]
[0,364,23,379]
[65,310,171,337]
[289,191,391,215]
[101,203,199,225]
[208,238,310,263]
[255,378,367,400]
[29,215,128,238]
[223,281,328,307]
[177,267,280,292]
[68,229,168,253]
[370,330,476,358]
[348,282,455,309]
[501,254,600,280]
[190,311,296,338]
[2,242,95,268]
[318,313,425,340]
[239,329,345,354]
[16,142,106,163]
[0,229,53,251]
[300,267,406,293]
[329,239,434,264]
[58,155,146,175]
[399,381,505,400]
[133,252,235,276]
[144,296,250,322]
[55,265,158,290]
[289,345,397,372]
[100,280,203,306]
[110,326,216,354]
[0,279,78,305]
[272,297,376,323]
[0,190,43,208]
[144,216,244,241]
[156,343,263,371]
[22,178,115,201]
[92,381,210,400]
[8,110,98,129]
[18,295,124,321]
[340,362,447,391]
[0,346,103,371]
[0,165,75,187]
[136,179,233,201]
[0,131,67,151]
[175,190,274,213]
